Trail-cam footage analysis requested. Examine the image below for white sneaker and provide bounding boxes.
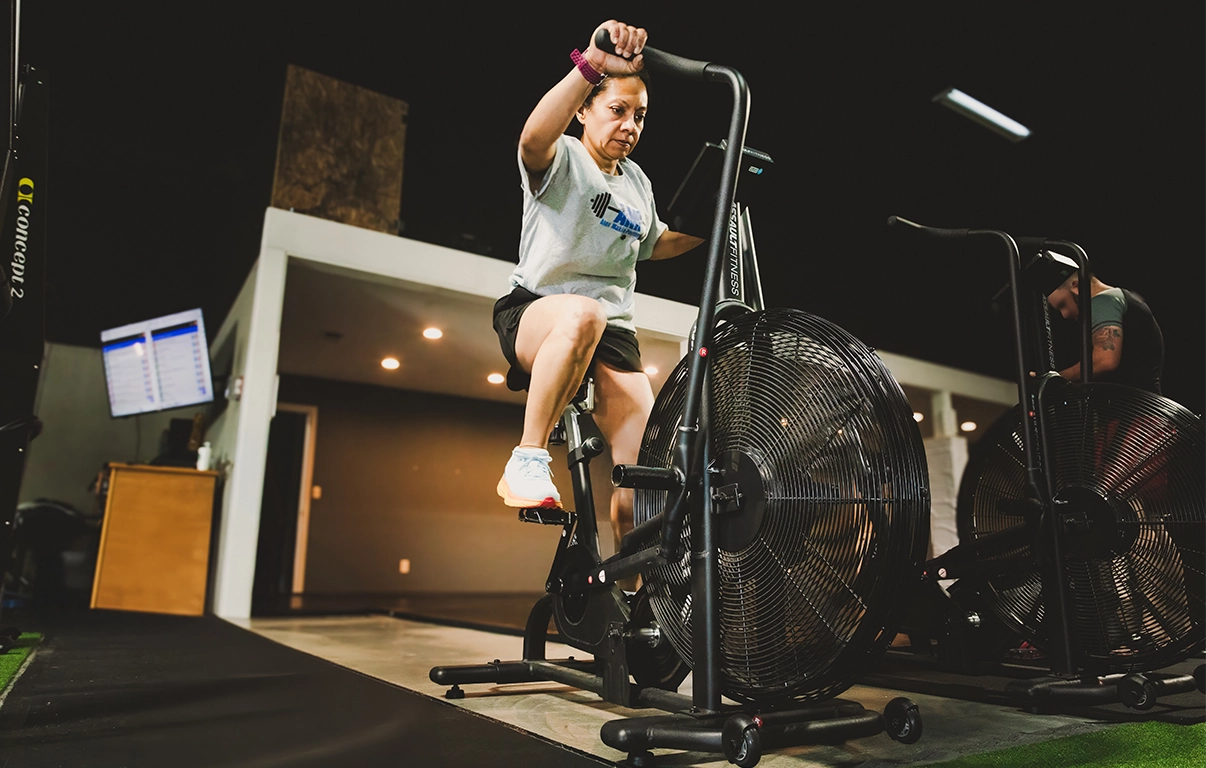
[497,447,561,508]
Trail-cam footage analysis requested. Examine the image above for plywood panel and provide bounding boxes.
[91,464,218,616]
[271,64,408,234]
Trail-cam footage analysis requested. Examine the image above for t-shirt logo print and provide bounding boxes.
[590,192,644,239]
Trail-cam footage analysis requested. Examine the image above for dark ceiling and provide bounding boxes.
[10,1,1204,412]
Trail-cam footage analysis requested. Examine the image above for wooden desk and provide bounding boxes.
[91,463,219,616]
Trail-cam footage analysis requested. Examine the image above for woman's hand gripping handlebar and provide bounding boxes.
[591,25,711,81]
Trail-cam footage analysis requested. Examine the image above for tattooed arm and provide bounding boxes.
[1059,324,1123,381]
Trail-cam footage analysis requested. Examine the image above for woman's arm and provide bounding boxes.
[518,21,647,183]
[650,231,706,261]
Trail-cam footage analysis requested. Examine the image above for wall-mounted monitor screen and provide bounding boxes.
[100,308,215,418]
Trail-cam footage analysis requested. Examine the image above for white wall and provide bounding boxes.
[20,342,205,515]
[924,435,969,560]
[206,209,1023,619]
[204,209,701,619]
[204,248,288,619]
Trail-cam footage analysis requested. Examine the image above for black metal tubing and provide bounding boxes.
[597,544,666,585]
[598,38,751,720]
[617,510,664,557]
[1044,239,1093,382]
[693,424,721,711]
[429,658,599,687]
[430,660,540,686]
[1034,374,1076,674]
[1128,672,1199,699]
[612,463,680,490]
[983,228,1046,503]
[601,705,889,754]
[1005,671,1199,712]
[886,217,1084,679]
[563,404,602,559]
[662,63,750,561]
[522,593,554,661]
[633,685,695,712]
[526,659,608,695]
[739,208,765,312]
[601,714,727,753]
[759,711,884,749]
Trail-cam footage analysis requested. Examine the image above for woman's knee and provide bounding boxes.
[517,296,607,366]
[556,298,607,349]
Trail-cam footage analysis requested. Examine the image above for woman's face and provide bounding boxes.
[577,77,648,171]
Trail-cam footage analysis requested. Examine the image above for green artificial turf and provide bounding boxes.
[0,632,42,698]
[924,721,1206,768]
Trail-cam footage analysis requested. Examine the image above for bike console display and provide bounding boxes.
[665,141,772,240]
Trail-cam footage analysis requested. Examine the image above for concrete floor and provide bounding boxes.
[236,614,1127,767]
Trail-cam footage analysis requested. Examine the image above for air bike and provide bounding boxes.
[431,34,932,767]
[884,217,1204,715]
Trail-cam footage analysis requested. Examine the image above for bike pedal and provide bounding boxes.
[518,508,575,526]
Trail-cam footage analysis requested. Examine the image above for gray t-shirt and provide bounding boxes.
[510,134,668,333]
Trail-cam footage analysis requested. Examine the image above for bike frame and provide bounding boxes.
[886,218,1094,675]
[433,40,927,763]
[539,32,755,716]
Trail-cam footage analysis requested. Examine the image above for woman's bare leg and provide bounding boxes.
[591,363,655,551]
[513,295,607,449]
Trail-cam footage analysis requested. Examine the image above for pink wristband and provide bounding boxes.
[571,48,605,86]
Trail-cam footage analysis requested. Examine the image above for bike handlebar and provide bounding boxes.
[592,27,711,81]
[885,215,970,241]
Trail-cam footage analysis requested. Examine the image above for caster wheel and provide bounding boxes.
[722,715,762,767]
[622,750,656,768]
[1119,674,1157,711]
[1194,665,1204,694]
[884,697,923,744]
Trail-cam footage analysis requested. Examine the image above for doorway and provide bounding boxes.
[251,403,317,615]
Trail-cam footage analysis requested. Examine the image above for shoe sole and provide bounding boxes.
[497,477,561,509]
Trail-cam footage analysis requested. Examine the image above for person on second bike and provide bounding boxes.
[491,20,704,549]
[1047,271,1165,395]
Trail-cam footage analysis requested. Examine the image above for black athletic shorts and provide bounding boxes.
[492,285,643,392]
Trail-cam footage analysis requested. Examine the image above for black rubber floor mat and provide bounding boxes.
[0,609,609,768]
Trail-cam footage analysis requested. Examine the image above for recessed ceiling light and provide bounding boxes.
[381,357,400,370]
[933,87,1031,142]
[487,373,505,384]
[423,327,443,340]
[960,421,977,432]
[913,412,924,423]
[644,366,659,376]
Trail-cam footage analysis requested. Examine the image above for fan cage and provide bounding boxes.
[958,381,1205,674]
[634,308,930,703]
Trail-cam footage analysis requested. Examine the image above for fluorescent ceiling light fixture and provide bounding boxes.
[960,421,978,432]
[487,373,505,384]
[422,327,443,339]
[934,88,1031,142]
[381,357,400,370]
